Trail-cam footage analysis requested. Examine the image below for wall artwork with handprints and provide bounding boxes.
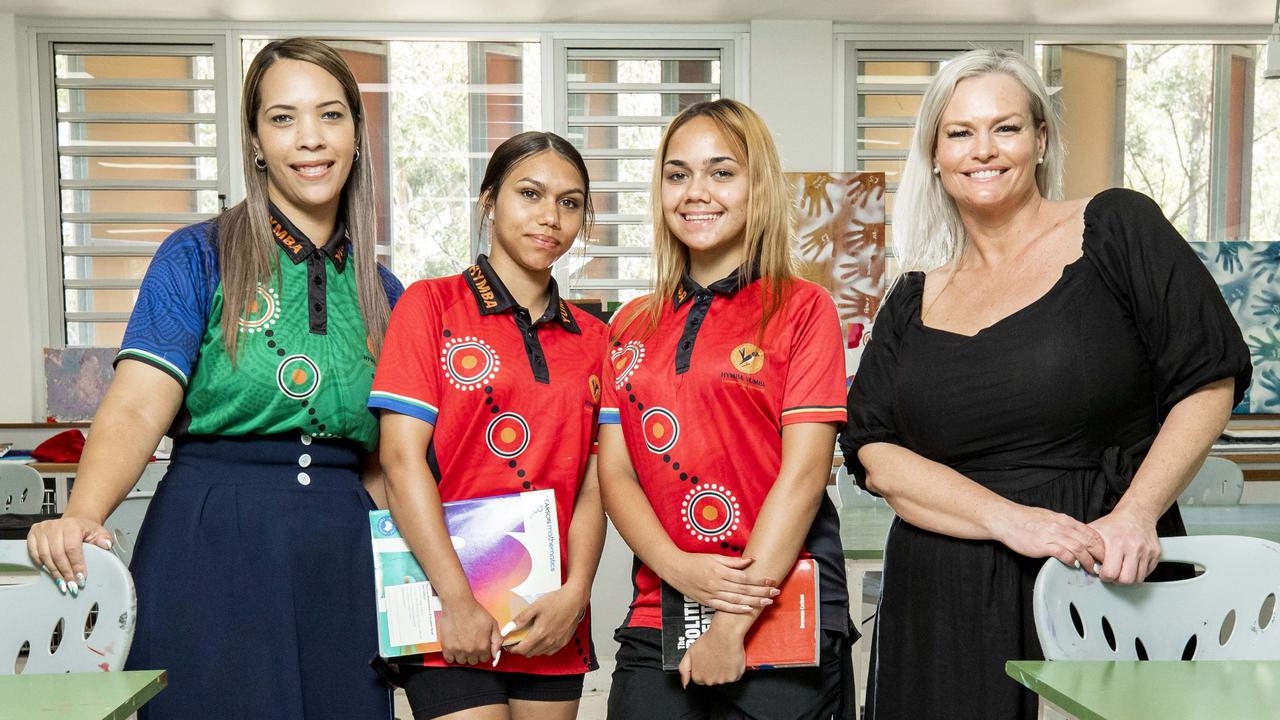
[786,172,887,383]
[1192,241,1280,413]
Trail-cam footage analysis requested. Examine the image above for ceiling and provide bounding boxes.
[2,0,1275,26]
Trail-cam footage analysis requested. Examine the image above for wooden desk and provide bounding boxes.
[1006,660,1280,720]
[0,669,166,720]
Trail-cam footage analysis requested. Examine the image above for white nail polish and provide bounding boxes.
[500,621,517,637]
[76,573,86,586]
[1073,560,1081,569]
[491,650,502,667]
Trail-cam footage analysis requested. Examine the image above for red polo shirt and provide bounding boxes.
[370,254,607,674]
[600,270,850,634]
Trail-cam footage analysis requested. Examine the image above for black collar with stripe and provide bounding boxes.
[670,264,760,374]
[268,203,350,335]
[464,254,580,383]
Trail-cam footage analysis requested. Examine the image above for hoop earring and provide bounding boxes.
[354,145,361,162]
[253,153,267,170]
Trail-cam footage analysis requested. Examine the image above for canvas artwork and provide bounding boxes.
[45,347,117,421]
[786,172,888,382]
[1191,241,1280,414]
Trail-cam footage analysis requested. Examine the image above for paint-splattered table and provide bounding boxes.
[0,669,166,720]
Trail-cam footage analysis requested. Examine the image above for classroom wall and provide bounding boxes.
[0,12,40,422]
[749,19,835,172]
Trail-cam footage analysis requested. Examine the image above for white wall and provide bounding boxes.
[749,19,835,172]
[0,13,40,422]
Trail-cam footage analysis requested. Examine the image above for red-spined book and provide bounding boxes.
[660,558,819,670]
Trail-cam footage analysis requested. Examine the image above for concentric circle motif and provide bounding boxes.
[588,374,602,404]
[641,407,679,454]
[238,285,280,333]
[441,336,500,391]
[486,412,530,459]
[276,354,321,399]
[610,341,645,389]
[682,484,741,543]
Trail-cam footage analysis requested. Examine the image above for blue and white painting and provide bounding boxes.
[1192,241,1280,414]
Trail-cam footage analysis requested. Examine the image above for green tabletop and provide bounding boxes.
[1181,505,1280,543]
[840,504,1280,561]
[0,670,166,720]
[1006,660,1280,720]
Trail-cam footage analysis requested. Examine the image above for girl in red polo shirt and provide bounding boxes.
[371,132,607,720]
[599,99,855,719]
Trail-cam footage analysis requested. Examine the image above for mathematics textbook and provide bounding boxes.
[661,558,819,670]
[370,489,561,659]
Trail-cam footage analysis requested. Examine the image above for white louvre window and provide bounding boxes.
[842,41,1022,269]
[554,41,735,307]
[46,40,230,347]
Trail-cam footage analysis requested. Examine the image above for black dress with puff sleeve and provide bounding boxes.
[839,188,1252,720]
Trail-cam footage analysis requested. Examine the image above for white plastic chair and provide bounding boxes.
[0,465,45,514]
[1033,535,1280,661]
[0,540,136,673]
[834,464,888,508]
[103,461,167,567]
[1178,456,1244,506]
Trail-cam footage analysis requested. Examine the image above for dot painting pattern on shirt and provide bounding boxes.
[369,255,609,674]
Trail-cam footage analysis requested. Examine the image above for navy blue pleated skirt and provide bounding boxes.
[126,433,393,720]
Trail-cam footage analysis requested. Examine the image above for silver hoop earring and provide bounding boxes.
[253,153,267,170]
[354,145,361,162]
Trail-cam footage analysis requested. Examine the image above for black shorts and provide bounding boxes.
[607,626,855,720]
[400,665,584,719]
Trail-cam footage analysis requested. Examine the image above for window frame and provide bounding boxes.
[33,30,235,347]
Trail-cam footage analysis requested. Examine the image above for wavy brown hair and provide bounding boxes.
[216,37,390,359]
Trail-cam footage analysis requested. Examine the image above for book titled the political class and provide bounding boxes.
[661,557,820,671]
[369,489,561,659]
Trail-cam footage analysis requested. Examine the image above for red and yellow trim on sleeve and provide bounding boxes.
[780,405,847,425]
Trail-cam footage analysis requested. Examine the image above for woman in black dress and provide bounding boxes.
[840,49,1251,720]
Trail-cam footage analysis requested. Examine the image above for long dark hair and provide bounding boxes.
[477,131,594,246]
[216,37,390,359]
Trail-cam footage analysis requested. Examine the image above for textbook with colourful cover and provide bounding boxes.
[370,489,561,659]
[660,557,820,670]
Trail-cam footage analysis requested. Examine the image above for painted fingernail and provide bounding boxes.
[491,650,502,667]
[761,598,773,606]
[56,578,67,594]
[769,588,780,597]
[1093,563,1101,574]
[68,581,79,597]
[41,564,49,575]
[76,573,86,586]
[500,621,517,637]
[1074,560,1081,569]
[103,538,112,550]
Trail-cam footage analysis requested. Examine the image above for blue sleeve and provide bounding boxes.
[115,222,218,388]
[378,263,406,309]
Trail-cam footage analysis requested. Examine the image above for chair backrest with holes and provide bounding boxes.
[835,465,887,508]
[1033,535,1280,661]
[1178,457,1244,506]
[103,494,153,568]
[0,540,136,673]
[0,464,44,514]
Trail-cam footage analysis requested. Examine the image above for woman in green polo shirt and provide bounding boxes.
[27,38,399,719]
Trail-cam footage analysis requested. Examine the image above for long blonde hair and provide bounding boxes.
[894,48,1065,273]
[631,98,795,335]
[216,37,390,359]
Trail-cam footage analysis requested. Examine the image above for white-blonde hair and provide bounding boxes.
[894,48,1065,272]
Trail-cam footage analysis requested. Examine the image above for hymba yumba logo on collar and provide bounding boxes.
[729,343,764,374]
